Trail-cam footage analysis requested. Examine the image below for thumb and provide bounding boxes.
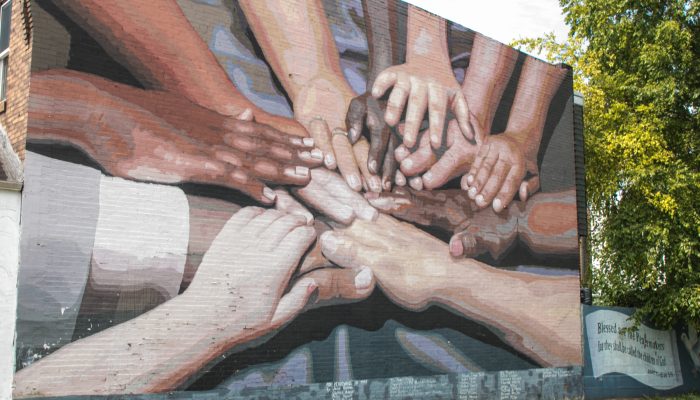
[275,189,314,225]
[469,112,486,145]
[449,230,481,258]
[519,175,541,202]
[319,230,360,269]
[346,96,367,144]
[270,278,318,329]
[302,266,375,308]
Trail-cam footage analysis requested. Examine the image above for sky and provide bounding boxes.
[403,0,569,52]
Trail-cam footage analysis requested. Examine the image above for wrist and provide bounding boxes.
[432,257,492,304]
[172,291,252,337]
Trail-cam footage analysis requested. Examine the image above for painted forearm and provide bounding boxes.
[433,257,581,366]
[27,72,225,186]
[28,74,157,174]
[182,195,241,290]
[504,58,567,152]
[54,0,248,116]
[461,34,518,133]
[405,5,450,67]
[363,0,398,85]
[13,294,254,397]
[238,0,350,99]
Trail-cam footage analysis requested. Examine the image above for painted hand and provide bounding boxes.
[294,168,378,225]
[461,132,527,212]
[365,187,516,259]
[28,70,323,206]
[185,207,317,332]
[396,114,529,213]
[346,92,398,191]
[202,113,324,204]
[135,112,324,205]
[365,186,473,233]
[293,74,352,170]
[185,206,374,332]
[372,63,471,149]
[320,214,450,310]
[393,119,480,191]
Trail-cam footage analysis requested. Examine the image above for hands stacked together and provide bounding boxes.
[304,7,538,220]
[15,1,578,395]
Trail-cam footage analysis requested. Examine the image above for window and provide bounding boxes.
[0,0,11,103]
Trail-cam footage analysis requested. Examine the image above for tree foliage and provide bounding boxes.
[514,0,700,328]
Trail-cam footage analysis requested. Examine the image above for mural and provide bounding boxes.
[14,0,582,397]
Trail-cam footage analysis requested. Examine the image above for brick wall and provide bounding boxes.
[0,0,31,161]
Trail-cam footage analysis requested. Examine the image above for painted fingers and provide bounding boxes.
[372,65,471,150]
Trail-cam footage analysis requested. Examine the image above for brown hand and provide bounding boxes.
[364,186,515,259]
[365,186,517,258]
[29,70,323,205]
[346,92,398,190]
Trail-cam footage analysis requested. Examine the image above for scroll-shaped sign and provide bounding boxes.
[585,310,683,390]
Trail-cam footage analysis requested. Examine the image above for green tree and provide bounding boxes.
[514,0,700,328]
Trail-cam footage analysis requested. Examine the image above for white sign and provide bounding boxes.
[586,310,683,390]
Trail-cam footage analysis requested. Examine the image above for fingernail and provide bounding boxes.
[449,236,463,257]
[468,187,477,198]
[476,194,485,206]
[300,151,311,160]
[431,133,440,147]
[301,210,314,225]
[372,87,381,97]
[349,128,358,141]
[409,177,423,190]
[402,158,413,170]
[311,148,323,160]
[461,176,470,190]
[364,191,379,200]
[423,171,433,183]
[237,108,254,121]
[520,185,528,202]
[493,198,503,212]
[347,174,361,191]
[383,178,392,191]
[303,137,315,147]
[467,175,474,184]
[368,160,378,174]
[291,137,303,146]
[295,166,310,177]
[354,267,373,290]
[325,154,336,168]
[320,231,338,253]
[395,171,406,186]
[358,206,379,222]
[263,187,277,202]
[395,146,409,160]
[306,279,319,296]
[369,176,382,193]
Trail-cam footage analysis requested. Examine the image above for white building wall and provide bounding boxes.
[0,189,21,400]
